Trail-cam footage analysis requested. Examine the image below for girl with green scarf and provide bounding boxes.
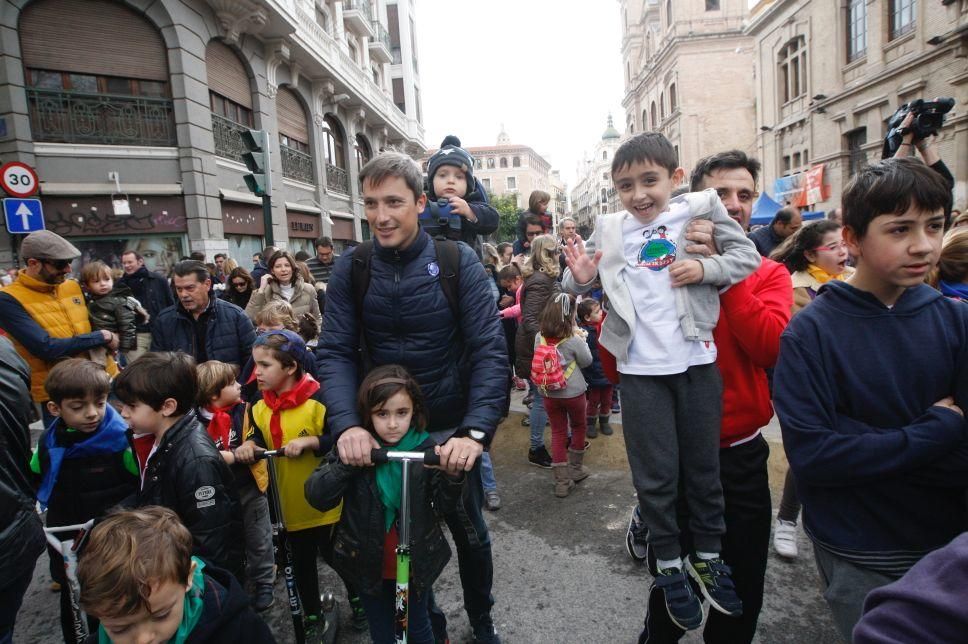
[305,365,466,644]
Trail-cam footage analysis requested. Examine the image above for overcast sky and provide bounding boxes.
[416,0,625,188]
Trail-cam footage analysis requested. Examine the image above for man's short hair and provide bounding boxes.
[294,250,311,262]
[315,236,333,249]
[189,251,205,262]
[524,215,543,229]
[612,132,678,177]
[262,246,278,260]
[689,149,762,191]
[772,207,798,226]
[359,152,424,202]
[114,352,198,415]
[171,260,209,283]
[558,217,576,230]
[497,265,521,282]
[196,360,238,407]
[78,506,193,621]
[121,250,143,262]
[44,359,111,404]
[214,253,226,261]
[842,157,951,239]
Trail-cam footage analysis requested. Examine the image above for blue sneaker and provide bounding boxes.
[625,505,649,562]
[686,554,743,617]
[654,565,704,630]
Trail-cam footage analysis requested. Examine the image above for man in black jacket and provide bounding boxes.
[0,336,46,643]
[318,152,508,644]
[120,250,174,361]
[114,351,244,582]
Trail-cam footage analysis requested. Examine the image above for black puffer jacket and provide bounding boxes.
[317,232,508,438]
[304,442,463,596]
[0,337,45,583]
[119,266,173,333]
[136,412,244,581]
[86,284,139,351]
[150,296,256,367]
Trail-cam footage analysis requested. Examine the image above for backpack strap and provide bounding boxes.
[350,240,375,325]
[431,238,461,321]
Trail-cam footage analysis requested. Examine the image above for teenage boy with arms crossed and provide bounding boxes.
[773,157,968,640]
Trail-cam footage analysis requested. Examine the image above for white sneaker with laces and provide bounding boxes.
[773,519,798,559]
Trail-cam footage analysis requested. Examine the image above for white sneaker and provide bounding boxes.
[773,519,799,559]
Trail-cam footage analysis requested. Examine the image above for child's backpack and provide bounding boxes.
[530,335,576,394]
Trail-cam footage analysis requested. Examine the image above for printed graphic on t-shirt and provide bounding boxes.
[637,225,677,271]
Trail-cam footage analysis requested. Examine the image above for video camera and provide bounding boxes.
[882,97,955,158]
[419,198,463,241]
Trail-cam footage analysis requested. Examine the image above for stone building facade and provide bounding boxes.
[571,115,624,235]
[0,0,425,269]
[620,0,756,177]
[748,0,967,212]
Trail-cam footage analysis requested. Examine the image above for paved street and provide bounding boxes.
[15,390,840,643]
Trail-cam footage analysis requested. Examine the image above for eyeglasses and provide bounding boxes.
[42,259,71,270]
[812,241,848,252]
[231,281,248,287]
[526,231,540,238]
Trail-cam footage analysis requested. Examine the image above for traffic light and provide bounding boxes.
[241,129,271,197]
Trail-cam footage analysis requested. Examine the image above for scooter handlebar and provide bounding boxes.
[370,448,441,466]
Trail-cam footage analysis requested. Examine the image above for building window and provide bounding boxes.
[602,172,609,180]
[482,177,491,191]
[474,158,482,169]
[669,83,677,112]
[705,0,720,10]
[487,157,495,169]
[846,127,867,177]
[651,101,657,128]
[602,150,608,160]
[512,156,520,167]
[778,37,807,104]
[322,115,346,170]
[355,134,372,172]
[500,157,508,168]
[660,92,666,120]
[600,188,608,203]
[665,0,672,26]
[210,92,253,127]
[642,109,648,131]
[889,0,915,40]
[387,3,401,64]
[348,40,359,65]
[847,0,867,62]
[392,77,405,113]
[507,176,516,190]
[315,7,329,32]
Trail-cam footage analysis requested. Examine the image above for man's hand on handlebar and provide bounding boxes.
[337,426,381,466]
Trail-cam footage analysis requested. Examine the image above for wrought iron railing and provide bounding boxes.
[211,113,248,162]
[26,88,175,146]
[372,21,391,49]
[281,145,314,184]
[326,163,349,194]
[343,0,372,21]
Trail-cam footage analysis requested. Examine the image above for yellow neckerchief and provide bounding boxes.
[806,263,845,285]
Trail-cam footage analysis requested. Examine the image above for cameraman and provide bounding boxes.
[893,111,955,225]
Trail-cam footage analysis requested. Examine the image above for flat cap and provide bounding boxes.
[19,230,81,261]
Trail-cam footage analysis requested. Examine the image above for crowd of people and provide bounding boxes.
[0,124,965,644]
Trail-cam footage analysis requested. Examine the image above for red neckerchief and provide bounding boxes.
[261,374,320,448]
[205,401,240,449]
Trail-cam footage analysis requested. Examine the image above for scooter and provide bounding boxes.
[370,447,441,644]
[44,518,97,644]
[257,449,339,644]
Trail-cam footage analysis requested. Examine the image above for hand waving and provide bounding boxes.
[563,236,603,285]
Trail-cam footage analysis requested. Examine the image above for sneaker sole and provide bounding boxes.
[625,508,648,563]
[529,461,552,469]
[685,560,742,617]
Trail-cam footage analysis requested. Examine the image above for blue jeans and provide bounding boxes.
[529,383,547,450]
[360,580,434,644]
[0,566,35,644]
[480,452,497,492]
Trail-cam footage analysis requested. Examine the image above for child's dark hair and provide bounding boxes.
[44,358,111,404]
[577,297,601,323]
[253,330,306,379]
[539,293,577,339]
[497,264,521,282]
[357,364,427,434]
[114,352,197,415]
[196,360,238,407]
[770,220,842,273]
[843,157,951,239]
[612,132,678,177]
[78,506,193,620]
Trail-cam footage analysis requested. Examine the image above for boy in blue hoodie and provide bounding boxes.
[31,358,138,641]
[773,156,968,640]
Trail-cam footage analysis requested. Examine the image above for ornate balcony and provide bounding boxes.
[368,21,392,63]
[326,163,349,194]
[26,88,175,146]
[211,113,248,162]
[342,0,374,38]
[281,144,314,184]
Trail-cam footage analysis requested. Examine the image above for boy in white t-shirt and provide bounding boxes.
[563,133,760,631]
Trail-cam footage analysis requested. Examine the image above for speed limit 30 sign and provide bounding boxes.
[0,161,39,198]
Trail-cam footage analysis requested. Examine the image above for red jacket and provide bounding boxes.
[713,258,792,447]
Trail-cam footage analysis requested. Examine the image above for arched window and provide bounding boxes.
[642,109,648,131]
[660,92,666,120]
[355,133,372,172]
[601,188,608,203]
[669,83,677,112]
[20,0,174,146]
[500,157,508,168]
[487,157,495,169]
[512,156,520,167]
[474,158,482,169]
[205,40,254,160]
[277,87,312,183]
[665,0,673,26]
[650,102,658,128]
[323,115,348,194]
[778,36,807,104]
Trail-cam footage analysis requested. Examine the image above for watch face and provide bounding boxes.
[469,430,486,441]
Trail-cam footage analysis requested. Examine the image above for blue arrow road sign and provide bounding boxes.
[3,198,45,234]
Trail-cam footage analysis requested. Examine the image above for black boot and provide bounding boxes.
[586,416,598,438]
[599,415,613,436]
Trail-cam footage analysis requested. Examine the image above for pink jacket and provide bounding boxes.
[500,285,523,322]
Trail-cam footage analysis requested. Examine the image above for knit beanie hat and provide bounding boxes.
[426,135,475,199]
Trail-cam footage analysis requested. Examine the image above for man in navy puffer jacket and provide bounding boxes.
[317,152,508,644]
